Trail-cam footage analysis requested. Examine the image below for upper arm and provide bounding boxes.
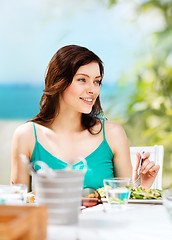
[105,121,132,178]
[11,123,33,188]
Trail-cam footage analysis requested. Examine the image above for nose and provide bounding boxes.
[86,82,94,94]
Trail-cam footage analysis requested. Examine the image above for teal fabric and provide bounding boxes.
[31,120,115,189]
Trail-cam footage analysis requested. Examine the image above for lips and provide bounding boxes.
[80,97,94,105]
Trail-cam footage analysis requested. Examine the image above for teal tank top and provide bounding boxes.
[31,120,115,189]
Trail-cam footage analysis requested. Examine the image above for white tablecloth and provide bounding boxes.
[47,203,171,240]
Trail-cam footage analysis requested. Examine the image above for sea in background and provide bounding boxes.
[0,82,134,185]
[0,83,134,120]
[0,84,44,120]
[0,0,160,185]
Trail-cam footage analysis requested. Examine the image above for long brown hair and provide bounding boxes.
[32,45,104,134]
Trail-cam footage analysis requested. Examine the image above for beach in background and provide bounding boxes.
[0,83,130,184]
[1,0,171,188]
[0,0,152,185]
[0,84,42,184]
[0,120,24,184]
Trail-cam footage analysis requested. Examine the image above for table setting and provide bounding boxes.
[0,155,171,240]
[47,185,172,240]
[0,182,171,240]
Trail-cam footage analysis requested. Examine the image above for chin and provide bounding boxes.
[79,107,92,114]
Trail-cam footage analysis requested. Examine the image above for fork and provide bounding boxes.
[132,152,144,188]
[132,176,141,189]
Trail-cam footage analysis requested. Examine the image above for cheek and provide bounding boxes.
[63,84,80,100]
[95,87,100,97]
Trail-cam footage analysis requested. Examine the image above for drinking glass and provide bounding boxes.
[0,184,28,205]
[103,178,131,209]
[12,184,28,203]
[81,187,106,212]
[162,188,172,221]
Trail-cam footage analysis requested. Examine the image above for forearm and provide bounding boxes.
[11,158,30,189]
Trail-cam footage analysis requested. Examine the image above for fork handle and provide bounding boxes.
[138,151,145,176]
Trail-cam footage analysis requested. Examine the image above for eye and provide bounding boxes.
[78,78,85,82]
[94,80,101,85]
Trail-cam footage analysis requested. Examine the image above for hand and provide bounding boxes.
[133,152,160,189]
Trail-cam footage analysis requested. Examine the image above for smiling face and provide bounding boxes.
[60,62,102,114]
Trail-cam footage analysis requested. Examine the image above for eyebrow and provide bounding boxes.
[76,73,102,78]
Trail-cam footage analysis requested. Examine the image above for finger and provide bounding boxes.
[133,152,141,172]
[142,152,150,160]
[134,152,150,171]
[141,161,155,174]
[149,165,160,174]
[147,165,160,177]
[140,159,150,172]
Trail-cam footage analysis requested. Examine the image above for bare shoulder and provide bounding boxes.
[93,119,125,138]
[11,121,36,160]
[12,122,35,150]
[13,122,34,140]
[104,120,126,138]
[104,120,129,153]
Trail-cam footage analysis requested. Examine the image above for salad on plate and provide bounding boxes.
[97,186,162,200]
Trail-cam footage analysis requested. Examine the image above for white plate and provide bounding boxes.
[102,198,162,205]
[128,199,162,205]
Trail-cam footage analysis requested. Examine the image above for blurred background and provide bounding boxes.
[0,0,172,188]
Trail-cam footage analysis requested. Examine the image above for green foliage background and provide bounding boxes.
[105,0,172,188]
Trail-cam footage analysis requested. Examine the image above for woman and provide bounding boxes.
[11,45,160,190]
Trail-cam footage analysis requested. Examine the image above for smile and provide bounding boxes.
[80,97,93,105]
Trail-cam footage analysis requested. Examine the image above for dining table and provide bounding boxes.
[46,202,171,240]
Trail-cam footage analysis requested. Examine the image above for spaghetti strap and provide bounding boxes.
[102,119,106,140]
[33,122,38,142]
[32,121,41,162]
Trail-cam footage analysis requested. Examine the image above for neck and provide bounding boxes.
[50,109,83,133]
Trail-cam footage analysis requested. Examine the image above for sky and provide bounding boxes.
[0,0,164,85]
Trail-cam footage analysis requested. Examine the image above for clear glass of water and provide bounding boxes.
[162,188,172,221]
[103,178,131,209]
[0,184,28,205]
[12,184,28,203]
